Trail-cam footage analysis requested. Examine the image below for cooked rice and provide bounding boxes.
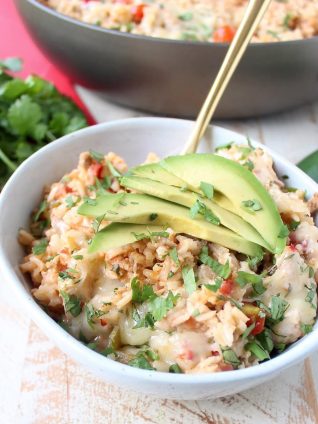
[41,0,318,42]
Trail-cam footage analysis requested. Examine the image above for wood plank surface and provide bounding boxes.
[1,92,318,424]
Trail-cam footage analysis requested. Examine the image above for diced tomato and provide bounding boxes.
[251,315,265,336]
[100,318,108,326]
[132,4,145,24]
[219,363,234,371]
[289,243,297,252]
[219,278,235,296]
[65,185,73,193]
[243,303,265,336]
[213,25,236,43]
[211,350,220,356]
[179,349,194,361]
[90,163,104,179]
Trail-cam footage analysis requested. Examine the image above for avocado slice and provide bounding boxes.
[131,162,197,191]
[78,193,263,256]
[120,175,270,250]
[88,223,164,253]
[161,154,286,253]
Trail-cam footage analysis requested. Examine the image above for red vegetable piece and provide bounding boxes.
[90,163,104,179]
[132,4,145,24]
[213,25,236,43]
[219,278,234,296]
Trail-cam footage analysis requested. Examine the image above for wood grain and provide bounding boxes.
[1,94,318,424]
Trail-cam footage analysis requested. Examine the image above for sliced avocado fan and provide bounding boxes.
[160,154,286,253]
[78,193,263,256]
[120,175,270,250]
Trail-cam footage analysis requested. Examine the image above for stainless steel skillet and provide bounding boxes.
[15,0,318,119]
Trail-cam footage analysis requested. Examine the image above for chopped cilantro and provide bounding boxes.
[65,195,79,208]
[89,176,111,195]
[244,159,254,171]
[247,252,264,270]
[182,266,196,294]
[190,199,220,225]
[33,200,47,222]
[241,199,262,212]
[32,238,48,255]
[145,350,159,361]
[200,181,214,200]
[241,322,256,339]
[235,271,265,296]
[221,346,240,367]
[200,246,230,279]
[72,254,83,260]
[245,340,270,361]
[168,271,175,279]
[305,282,316,309]
[300,323,313,335]
[309,267,315,279]
[132,229,169,241]
[215,142,234,152]
[60,291,82,317]
[106,159,121,177]
[148,291,180,321]
[269,295,289,323]
[204,278,222,293]
[275,343,286,353]
[149,213,158,221]
[246,137,255,150]
[58,268,79,280]
[128,353,155,370]
[131,277,156,303]
[288,220,300,231]
[169,364,183,373]
[178,11,193,21]
[85,304,105,328]
[169,247,180,266]
[132,309,155,329]
[89,149,104,163]
[256,328,274,353]
[101,346,116,357]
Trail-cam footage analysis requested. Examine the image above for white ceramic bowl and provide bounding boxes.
[0,117,317,400]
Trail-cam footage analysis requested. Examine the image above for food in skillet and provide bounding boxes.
[19,142,318,373]
[41,0,318,43]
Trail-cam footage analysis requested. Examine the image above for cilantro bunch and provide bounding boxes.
[0,58,88,188]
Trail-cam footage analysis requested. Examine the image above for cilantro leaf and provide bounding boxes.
[235,271,266,295]
[106,159,121,177]
[89,149,104,163]
[305,282,316,309]
[269,295,289,323]
[85,304,105,328]
[33,200,47,222]
[128,353,155,370]
[169,364,183,373]
[60,291,82,317]
[200,246,231,279]
[182,266,196,294]
[245,340,270,361]
[190,199,220,225]
[300,323,313,335]
[169,247,180,266]
[131,277,157,303]
[215,142,234,152]
[32,238,48,255]
[200,181,214,200]
[278,225,289,238]
[65,195,79,208]
[221,346,240,367]
[241,199,262,212]
[148,291,180,321]
[204,278,222,292]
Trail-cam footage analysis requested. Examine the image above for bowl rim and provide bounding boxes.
[20,0,318,48]
[0,116,317,385]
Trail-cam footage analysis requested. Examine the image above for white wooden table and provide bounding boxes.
[1,90,318,424]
